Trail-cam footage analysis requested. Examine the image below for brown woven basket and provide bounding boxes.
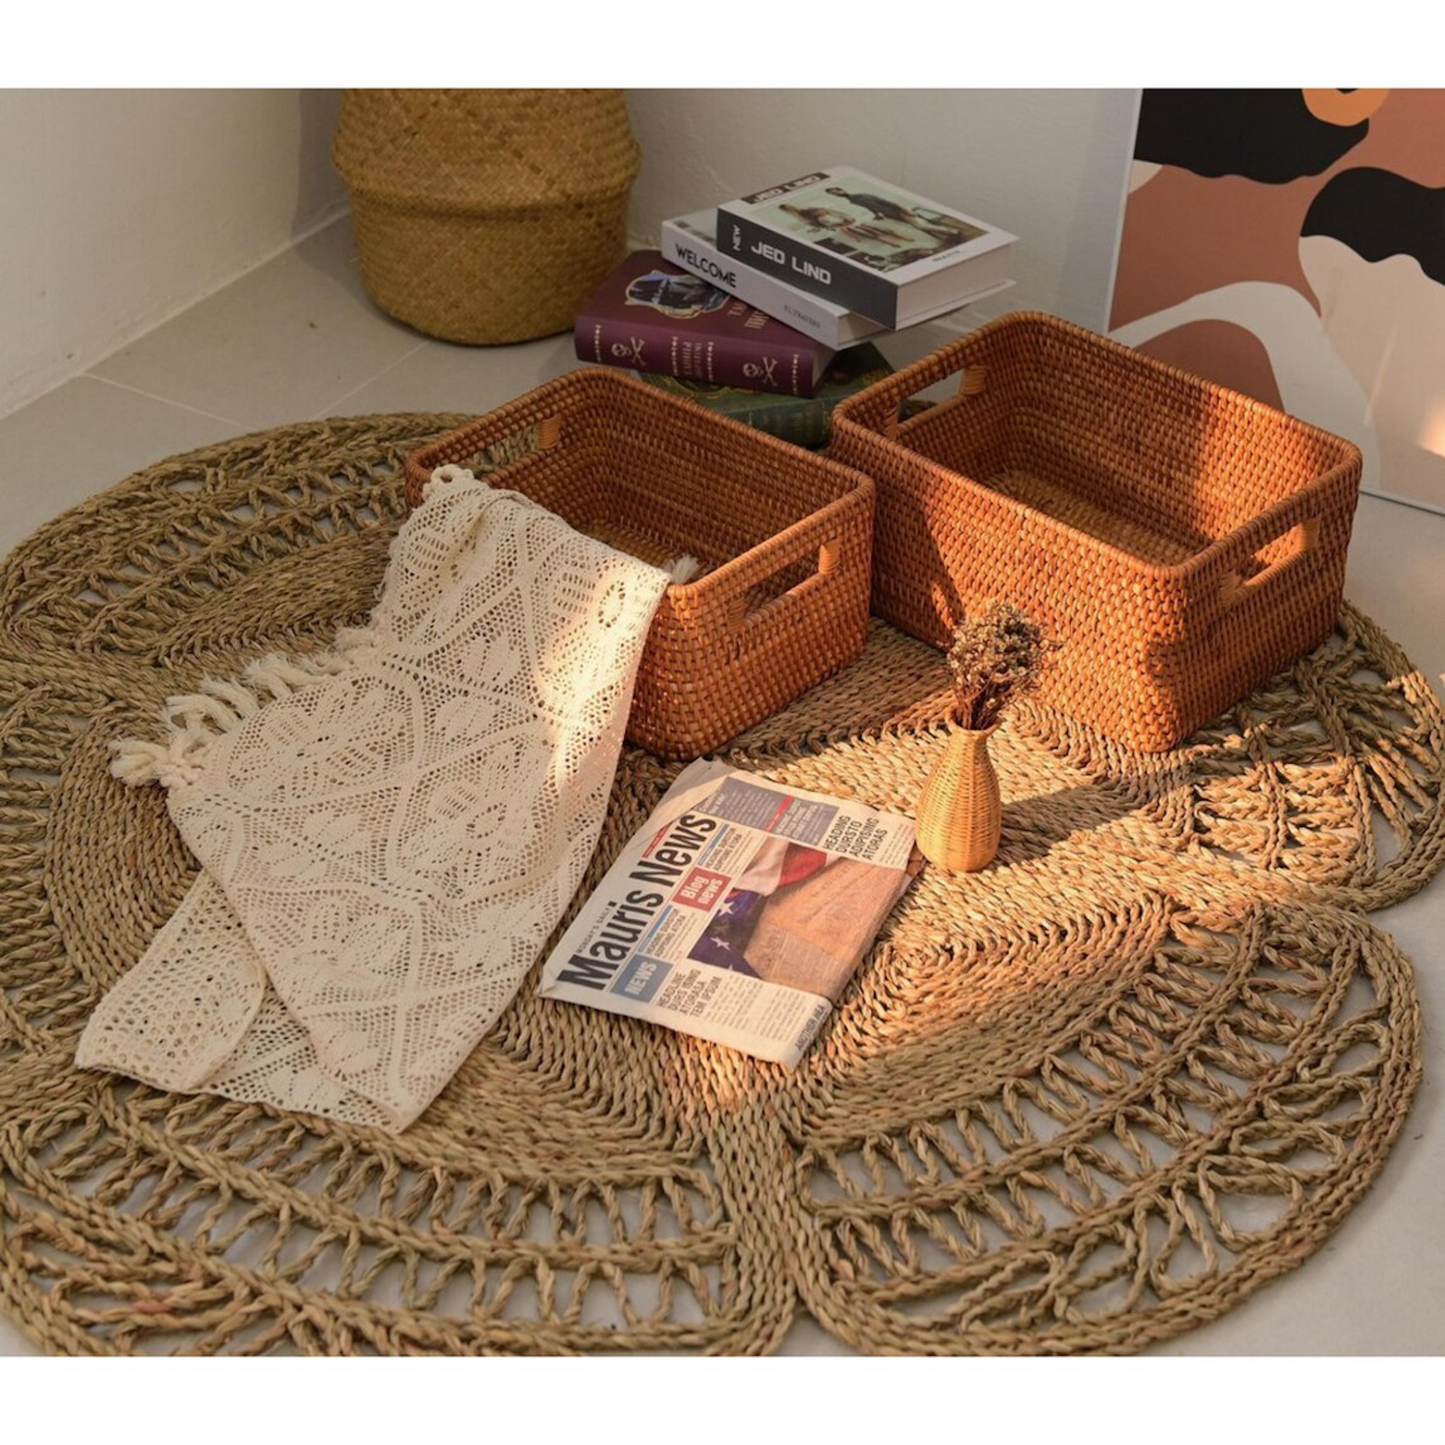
[333,89,640,345]
[403,369,875,758]
[829,311,1363,753]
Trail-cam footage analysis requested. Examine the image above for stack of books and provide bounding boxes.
[572,166,1017,447]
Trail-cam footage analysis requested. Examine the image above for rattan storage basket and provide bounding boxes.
[404,369,875,758]
[333,89,640,345]
[829,311,1363,752]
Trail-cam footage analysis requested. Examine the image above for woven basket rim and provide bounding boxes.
[564,366,877,476]
[831,308,1364,578]
[332,90,641,214]
[407,366,875,505]
[402,364,875,593]
[837,309,1366,460]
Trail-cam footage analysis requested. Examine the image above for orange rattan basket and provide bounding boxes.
[830,312,1363,752]
[404,368,875,759]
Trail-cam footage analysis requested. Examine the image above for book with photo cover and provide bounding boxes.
[660,208,887,350]
[573,249,834,397]
[716,166,1016,329]
[632,342,893,448]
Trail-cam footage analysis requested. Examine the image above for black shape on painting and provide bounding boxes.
[1134,90,1368,183]
[1303,167,1445,286]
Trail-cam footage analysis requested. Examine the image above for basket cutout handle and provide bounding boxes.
[1220,516,1320,608]
[466,413,561,470]
[407,409,568,511]
[885,365,987,440]
[722,538,841,656]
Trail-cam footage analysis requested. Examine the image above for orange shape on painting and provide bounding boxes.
[1133,320,1286,412]
[1302,89,1390,126]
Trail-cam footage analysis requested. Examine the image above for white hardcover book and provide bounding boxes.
[715,167,1018,330]
[660,210,886,350]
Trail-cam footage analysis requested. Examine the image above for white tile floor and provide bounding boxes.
[1,215,1442,1357]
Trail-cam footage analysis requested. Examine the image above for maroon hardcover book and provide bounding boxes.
[573,250,834,397]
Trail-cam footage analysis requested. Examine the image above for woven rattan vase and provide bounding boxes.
[915,724,1002,872]
[333,89,640,344]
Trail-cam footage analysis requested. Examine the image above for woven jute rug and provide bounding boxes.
[1,417,1441,1356]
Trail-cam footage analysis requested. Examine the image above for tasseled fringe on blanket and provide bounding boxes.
[113,461,700,791]
[110,630,376,790]
[110,464,482,791]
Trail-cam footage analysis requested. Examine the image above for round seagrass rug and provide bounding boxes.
[1,417,1442,1356]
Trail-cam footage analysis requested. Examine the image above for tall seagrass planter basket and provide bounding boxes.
[333,89,641,345]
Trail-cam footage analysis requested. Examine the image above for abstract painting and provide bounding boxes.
[1110,89,1445,514]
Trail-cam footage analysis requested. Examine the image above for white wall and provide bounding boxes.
[626,89,1141,333]
[0,89,348,418]
[0,90,1137,421]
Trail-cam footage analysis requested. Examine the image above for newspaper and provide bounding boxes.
[537,758,921,1067]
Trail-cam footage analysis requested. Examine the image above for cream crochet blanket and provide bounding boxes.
[76,466,675,1131]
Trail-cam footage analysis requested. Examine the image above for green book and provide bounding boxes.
[633,343,892,448]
